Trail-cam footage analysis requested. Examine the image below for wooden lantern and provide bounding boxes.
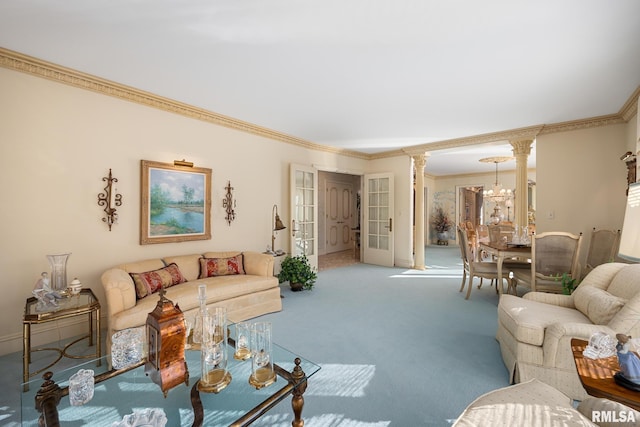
[145,287,189,397]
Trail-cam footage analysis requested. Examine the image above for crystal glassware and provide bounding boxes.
[249,321,276,389]
[111,328,144,369]
[198,307,231,393]
[234,322,251,360]
[192,285,209,345]
[47,253,71,291]
[69,368,94,406]
[184,317,194,350]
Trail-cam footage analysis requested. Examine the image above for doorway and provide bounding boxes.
[457,185,484,234]
[318,171,361,260]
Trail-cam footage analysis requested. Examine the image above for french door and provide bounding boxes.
[363,173,394,267]
[289,164,318,269]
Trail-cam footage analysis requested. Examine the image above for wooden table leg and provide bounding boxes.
[290,358,308,427]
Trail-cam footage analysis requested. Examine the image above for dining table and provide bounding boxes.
[479,240,531,295]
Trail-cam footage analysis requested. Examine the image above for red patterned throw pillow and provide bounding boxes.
[130,263,187,299]
[199,255,245,278]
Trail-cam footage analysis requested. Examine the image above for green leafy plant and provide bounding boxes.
[278,254,317,291]
[557,273,578,295]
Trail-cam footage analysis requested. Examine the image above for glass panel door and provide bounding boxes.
[363,173,394,267]
[290,164,318,269]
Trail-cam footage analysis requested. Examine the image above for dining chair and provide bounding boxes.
[457,226,507,299]
[511,231,583,293]
[582,228,621,279]
[488,224,515,245]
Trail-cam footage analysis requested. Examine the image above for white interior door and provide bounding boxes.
[326,181,353,254]
[363,173,394,267]
[289,164,318,269]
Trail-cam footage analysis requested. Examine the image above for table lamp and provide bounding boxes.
[271,204,286,253]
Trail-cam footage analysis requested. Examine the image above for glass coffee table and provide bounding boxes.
[21,326,320,426]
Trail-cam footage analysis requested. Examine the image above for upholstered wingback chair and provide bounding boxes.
[496,262,640,400]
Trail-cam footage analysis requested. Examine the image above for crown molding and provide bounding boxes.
[1,47,637,162]
[0,47,370,161]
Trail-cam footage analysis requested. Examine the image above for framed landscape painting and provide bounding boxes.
[140,160,212,245]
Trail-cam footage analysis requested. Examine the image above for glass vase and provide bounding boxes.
[249,321,276,389]
[198,307,231,393]
[47,253,71,291]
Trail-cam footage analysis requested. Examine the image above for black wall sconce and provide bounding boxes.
[97,169,122,231]
[223,181,236,225]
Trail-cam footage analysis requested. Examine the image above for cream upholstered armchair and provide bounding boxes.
[497,262,640,401]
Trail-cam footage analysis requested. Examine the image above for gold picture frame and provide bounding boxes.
[140,160,212,245]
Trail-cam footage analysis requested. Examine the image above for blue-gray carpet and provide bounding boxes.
[1,246,511,426]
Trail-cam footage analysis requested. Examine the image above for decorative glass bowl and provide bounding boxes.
[583,332,616,359]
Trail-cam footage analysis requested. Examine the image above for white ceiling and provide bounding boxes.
[1,1,639,175]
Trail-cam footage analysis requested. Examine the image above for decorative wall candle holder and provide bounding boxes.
[249,322,276,389]
[222,181,236,226]
[97,168,122,231]
[198,307,231,393]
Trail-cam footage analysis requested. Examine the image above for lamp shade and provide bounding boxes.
[274,214,286,231]
[618,181,640,262]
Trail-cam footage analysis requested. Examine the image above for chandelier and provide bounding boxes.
[480,156,513,203]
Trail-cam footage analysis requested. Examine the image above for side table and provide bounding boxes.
[23,288,101,391]
[271,253,287,276]
[571,338,640,411]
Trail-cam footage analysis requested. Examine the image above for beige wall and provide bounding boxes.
[0,67,374,354]
[536,123,633,271]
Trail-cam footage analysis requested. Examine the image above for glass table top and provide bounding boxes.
[24,288,99,322]
[21,324,320,426]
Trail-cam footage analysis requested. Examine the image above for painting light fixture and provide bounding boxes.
[271,204,286,254]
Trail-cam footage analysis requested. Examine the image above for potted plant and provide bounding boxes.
[431,207,453,241]
[277,254,317,291]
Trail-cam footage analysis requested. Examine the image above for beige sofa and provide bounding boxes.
[454,378,640,426]
[497,262,640,401]
[101,251,281,355]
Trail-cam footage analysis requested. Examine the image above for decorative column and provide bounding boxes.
[412,153,427,270]
[510,139,534,229]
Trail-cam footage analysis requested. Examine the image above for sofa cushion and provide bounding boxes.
[130,263,187,299]
[163,254,202,282]
[453,379,597,427]
[498,294,591,346]
[606,264,640,301]
[577,397,640,427]
[199,255,245,278]
[608,293,640,336]
[573,285,626,325]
